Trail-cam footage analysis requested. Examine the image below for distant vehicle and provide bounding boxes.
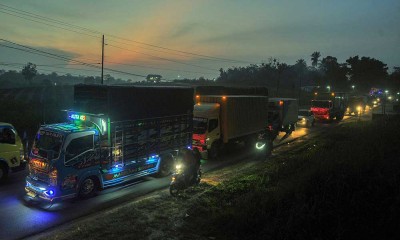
[297,109,315,127]
[0,122,26,182]
[268,98,299,135]
[346,96,366,116]
[311,92,347,121]
[25,84,194,202]
[192,86,271,159]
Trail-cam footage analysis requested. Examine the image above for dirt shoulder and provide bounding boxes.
[28,158,266,240]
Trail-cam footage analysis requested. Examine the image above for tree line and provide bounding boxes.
[1,53,399,94]
[217,52,400,94]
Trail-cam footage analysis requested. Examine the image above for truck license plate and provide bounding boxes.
[27,190,37,198]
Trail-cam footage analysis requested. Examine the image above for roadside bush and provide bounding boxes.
[185,120,400,240]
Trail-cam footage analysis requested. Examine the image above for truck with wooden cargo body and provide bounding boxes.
[25,84,194,202]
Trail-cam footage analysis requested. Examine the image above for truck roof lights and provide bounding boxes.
[222,96,227,101]
[69,113,87,121]
[279,100,284,106]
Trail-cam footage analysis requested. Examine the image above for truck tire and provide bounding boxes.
[79,176,98,199]
[208,142,220,160]
[157,154,174,177]
[0,162,8,183]
[336,114,344,121]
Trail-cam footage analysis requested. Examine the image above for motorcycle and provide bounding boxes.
[169,162,202,197]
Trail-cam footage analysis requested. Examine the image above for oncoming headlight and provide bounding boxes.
[176,164,182,170]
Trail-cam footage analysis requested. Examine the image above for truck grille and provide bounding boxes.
[30,168,50,184]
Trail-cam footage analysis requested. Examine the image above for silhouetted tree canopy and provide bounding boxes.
[346,56,388,91]
[21,62,37,85]
[311,51,321,68]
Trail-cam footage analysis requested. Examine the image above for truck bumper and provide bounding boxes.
[192,145,209,159]
[25,176,76,203]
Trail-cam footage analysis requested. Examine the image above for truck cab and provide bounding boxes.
[25,115,104,201]
[311,92,347,121]
[0,122,26,182]
[192,103,221,159]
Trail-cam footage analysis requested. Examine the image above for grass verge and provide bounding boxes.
[35,119,400,240]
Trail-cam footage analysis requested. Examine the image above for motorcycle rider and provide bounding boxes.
[178,148,201,183]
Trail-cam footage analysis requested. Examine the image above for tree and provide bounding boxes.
[146,74,162,83]
[84,76,96,84]
[346,56,388,91]
[21,62,37,85]
[389,67,400,90]
[319,56,348,90]
[311,52,321,68]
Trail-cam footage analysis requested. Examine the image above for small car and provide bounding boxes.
[296,109,315,127]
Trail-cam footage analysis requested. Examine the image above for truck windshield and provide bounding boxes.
[312,101,330,108]
[32,130,64,159]
[193,117,208,134]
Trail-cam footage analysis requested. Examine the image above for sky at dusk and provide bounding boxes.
[0,0,399,81]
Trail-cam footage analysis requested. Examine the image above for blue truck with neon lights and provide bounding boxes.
[25,85,194,202]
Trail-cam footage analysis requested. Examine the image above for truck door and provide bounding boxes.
[0,126,20,168]
[63,132,95,169]
[207,118,220,146]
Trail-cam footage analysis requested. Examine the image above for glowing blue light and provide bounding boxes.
[39,187,46,191]
[187,146,192,150]
[68,113,86,121]
[49,190,54,195]
[115,164,121,168]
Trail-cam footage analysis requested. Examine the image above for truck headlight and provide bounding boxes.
[176,164,182,170]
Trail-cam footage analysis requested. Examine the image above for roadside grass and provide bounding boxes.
[182,119,400,239]
[36,119,400,240]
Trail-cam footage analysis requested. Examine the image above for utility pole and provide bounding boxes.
[101,34,104,85]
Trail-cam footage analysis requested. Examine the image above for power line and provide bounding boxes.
[0,62,103,74]
[0,3,253,64]
[107,44,218,71]
[104,60,213,74]
[0,39,148,78]
[0,7,218,75]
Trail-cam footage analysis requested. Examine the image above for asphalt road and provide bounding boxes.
[0,112,370,240]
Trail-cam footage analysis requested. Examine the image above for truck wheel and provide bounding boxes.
[208,142,220,160]
[157,154,174,177]
[79,177,98,199]
[336,114,344,121]
[0,163,8,183]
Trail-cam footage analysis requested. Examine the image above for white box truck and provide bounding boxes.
[268,98,299,136]
[192,94,269,159]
